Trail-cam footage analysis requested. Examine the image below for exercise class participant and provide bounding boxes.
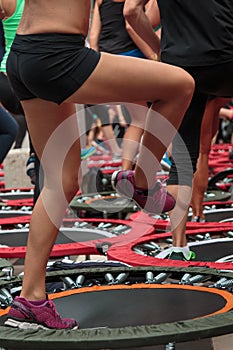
[4,0,194,329]
[120,0,233,260]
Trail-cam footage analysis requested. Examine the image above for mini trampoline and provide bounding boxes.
[129,211,223,231]
[0,218,154,258]
[0,215,31,230]
[69,191,138,219]
[107,225,233,270]
[0,198,33,210]
[0,188,34,210]
[208,168,233,192]
[0,266,233,349]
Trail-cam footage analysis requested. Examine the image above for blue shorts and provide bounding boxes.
[118,48,146,59]
[7,33,101,105]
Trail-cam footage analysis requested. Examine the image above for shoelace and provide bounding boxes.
[47,301,63,321]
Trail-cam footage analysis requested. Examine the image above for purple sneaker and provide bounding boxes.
[111,170,175,214]
[4,296,78,330]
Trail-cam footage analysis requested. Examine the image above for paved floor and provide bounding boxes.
[213,334,233,350]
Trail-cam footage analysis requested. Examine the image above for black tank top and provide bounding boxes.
[157,0,233,66]
[98,0,137,54]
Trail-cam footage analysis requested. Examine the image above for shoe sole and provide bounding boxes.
[111,170,155,215]
[111,170,133,199]
[4,318,79,330]
[111,170,120,192]
[160,159,171,172]
[111,170,175,215]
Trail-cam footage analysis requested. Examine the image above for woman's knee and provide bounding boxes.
[62,173,79,201]
[44,167,79,202]
[175,68,195,103]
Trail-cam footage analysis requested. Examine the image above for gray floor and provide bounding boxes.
[213,334,233,350]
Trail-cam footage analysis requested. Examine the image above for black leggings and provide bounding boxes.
[0,72,27,148]
[0,106,18,164]
[167,60,233,186]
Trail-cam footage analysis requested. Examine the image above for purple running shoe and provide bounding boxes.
[111,170,175,214]
[4,296,78,330]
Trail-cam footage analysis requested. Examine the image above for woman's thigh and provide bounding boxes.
[65,52,192,105]
[21,99,80,178]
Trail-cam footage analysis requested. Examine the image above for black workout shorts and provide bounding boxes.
[6,33,101,104]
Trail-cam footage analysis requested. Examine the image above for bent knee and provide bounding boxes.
[62,175,79,202]
[167,66,195,102]
[176,68,195,100]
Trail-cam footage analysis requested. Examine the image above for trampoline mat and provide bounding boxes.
[0,285,230,329]
[70,193,135,213]
[0,211,31,218]
[0,228,114,247]
[0,193,33,200]
[48,285,229,329]
[203,209,233,222]
[190,239,233,262]
[203,190,231,202]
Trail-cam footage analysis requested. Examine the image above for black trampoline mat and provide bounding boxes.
[0,229,114,247]
[51,285,229,329]
[1,193,33,200]
[204,190,231,202]
[190,240,233,262]
[204,209,233,222]
[70,197,134,212]
[0,212,31,218]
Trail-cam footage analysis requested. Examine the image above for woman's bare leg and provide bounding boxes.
[167,97,231,250]
[191,97,230,220]
[102,124,122,156]
[121,103,146,170]
[21,53,194,301]
[20,100,80,300]
[66,53,195,188]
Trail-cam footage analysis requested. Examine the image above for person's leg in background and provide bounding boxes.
[121,103,146,170]
[11,112,28,148]
[0,105,18,163]
[91,104,123,157]
[165,91,208,258]
[191,96,231,222]
[0,72,27,148]
[165,58,233,261]
[26,136,44,205]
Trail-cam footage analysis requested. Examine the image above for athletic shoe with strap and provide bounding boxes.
[191,216,205,223]
[26,154,36,185]
[4,296,78,330]
[168,250,196,261]
[81,146,96,160]
[111,170,175,215]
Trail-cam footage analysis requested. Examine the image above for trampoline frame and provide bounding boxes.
[0,266,233,349]
[0,218,154,258]
[107,225,233,270]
